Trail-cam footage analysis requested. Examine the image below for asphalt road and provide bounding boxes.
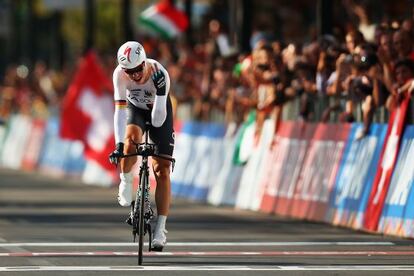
[1,168,414,275]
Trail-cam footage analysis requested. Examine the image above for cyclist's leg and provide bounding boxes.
[118,102,147,206]
[151,157,172,216]
[149,97,174,249]
[151,157,171,250]
[149,97,174,215]
[120,124,143,172]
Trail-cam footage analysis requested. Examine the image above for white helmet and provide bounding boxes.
[117,41,147,69]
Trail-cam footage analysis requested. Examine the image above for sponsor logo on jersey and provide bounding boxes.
[144,90,152,97]
[128,95,153,104]
[130,89,152,96]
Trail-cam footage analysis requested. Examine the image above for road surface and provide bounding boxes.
[1,168,414,275]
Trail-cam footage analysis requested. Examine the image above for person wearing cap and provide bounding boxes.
[109,41,174,251]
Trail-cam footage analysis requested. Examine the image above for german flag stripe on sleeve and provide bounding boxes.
[115,100,127,108]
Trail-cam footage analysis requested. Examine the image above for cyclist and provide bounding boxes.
[109,41,174,251]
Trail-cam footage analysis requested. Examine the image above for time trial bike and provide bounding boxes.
[120,125,175,265]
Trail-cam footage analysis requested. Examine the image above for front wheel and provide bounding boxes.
[138,170,148,265]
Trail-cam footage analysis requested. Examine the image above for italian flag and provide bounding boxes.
[139,1,189,40]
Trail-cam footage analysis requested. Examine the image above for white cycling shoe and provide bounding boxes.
[118,173,133,207]
[151,229,168,251]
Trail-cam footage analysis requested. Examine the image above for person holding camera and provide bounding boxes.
[343,44,389,139]
[251,44,286,137]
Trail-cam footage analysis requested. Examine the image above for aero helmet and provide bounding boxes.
[117,41,147,69]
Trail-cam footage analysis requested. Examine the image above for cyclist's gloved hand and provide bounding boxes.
[152,70,166,96]
[109,142,124,165]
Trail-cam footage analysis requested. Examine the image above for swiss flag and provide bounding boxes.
[363,96,410,231]
[60,51,116,174]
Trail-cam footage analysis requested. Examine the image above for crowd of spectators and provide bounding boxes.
[160,6,414,140]
[1,2,414,141]
[0,61,70,124]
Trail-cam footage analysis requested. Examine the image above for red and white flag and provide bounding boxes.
[60,51,115,175]
[139,0,189,40]
[363,96,411,231]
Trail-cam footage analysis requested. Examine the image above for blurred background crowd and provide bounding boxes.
[0,0,414,139]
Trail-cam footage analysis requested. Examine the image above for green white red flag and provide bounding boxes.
[139,0,189,40]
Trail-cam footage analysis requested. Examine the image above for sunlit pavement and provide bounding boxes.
[1,168,414,275]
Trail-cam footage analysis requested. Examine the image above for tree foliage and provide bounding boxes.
[61,0,121,58]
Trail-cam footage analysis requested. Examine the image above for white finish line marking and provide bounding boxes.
[2,265,414,271]
[1,251,414,257]
[0,241,395,247]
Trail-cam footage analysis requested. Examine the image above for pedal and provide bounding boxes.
[125,216,132,226]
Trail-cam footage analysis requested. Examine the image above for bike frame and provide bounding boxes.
[121,127,175,265]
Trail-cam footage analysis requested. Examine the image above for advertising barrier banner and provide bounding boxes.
[272,123,315,216]
[289,123,350,221]
[207,123,244,206]
[1,115,32,169]
[235,119,275,210]
[171,121,226,201]
[364,97,410,231]
[188,123,226,201]
[38,117,73,175]
[259,121,306,214]
[63,142,86,176]
[21,119,47,170]
[378,125,414,237]
[326,123,387,229]
[171,122,202,196]
[0,123,7,158]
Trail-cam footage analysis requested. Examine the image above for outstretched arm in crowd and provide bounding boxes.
[377,47,394,94]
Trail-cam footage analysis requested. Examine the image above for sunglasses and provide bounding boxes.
[124,62,145,75]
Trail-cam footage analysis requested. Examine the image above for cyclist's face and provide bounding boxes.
[124,61,146,82]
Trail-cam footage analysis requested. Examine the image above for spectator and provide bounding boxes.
[393,30,414,60]
[377,30,397,92]
[2,4,414,142]
[346,44,389,139]
[251,44,280,135]
[288,61,317,121]
[345,30,365,54]
[386,59,414,111]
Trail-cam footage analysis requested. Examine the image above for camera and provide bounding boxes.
[353,53,378,71]
[348,75,373,102]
